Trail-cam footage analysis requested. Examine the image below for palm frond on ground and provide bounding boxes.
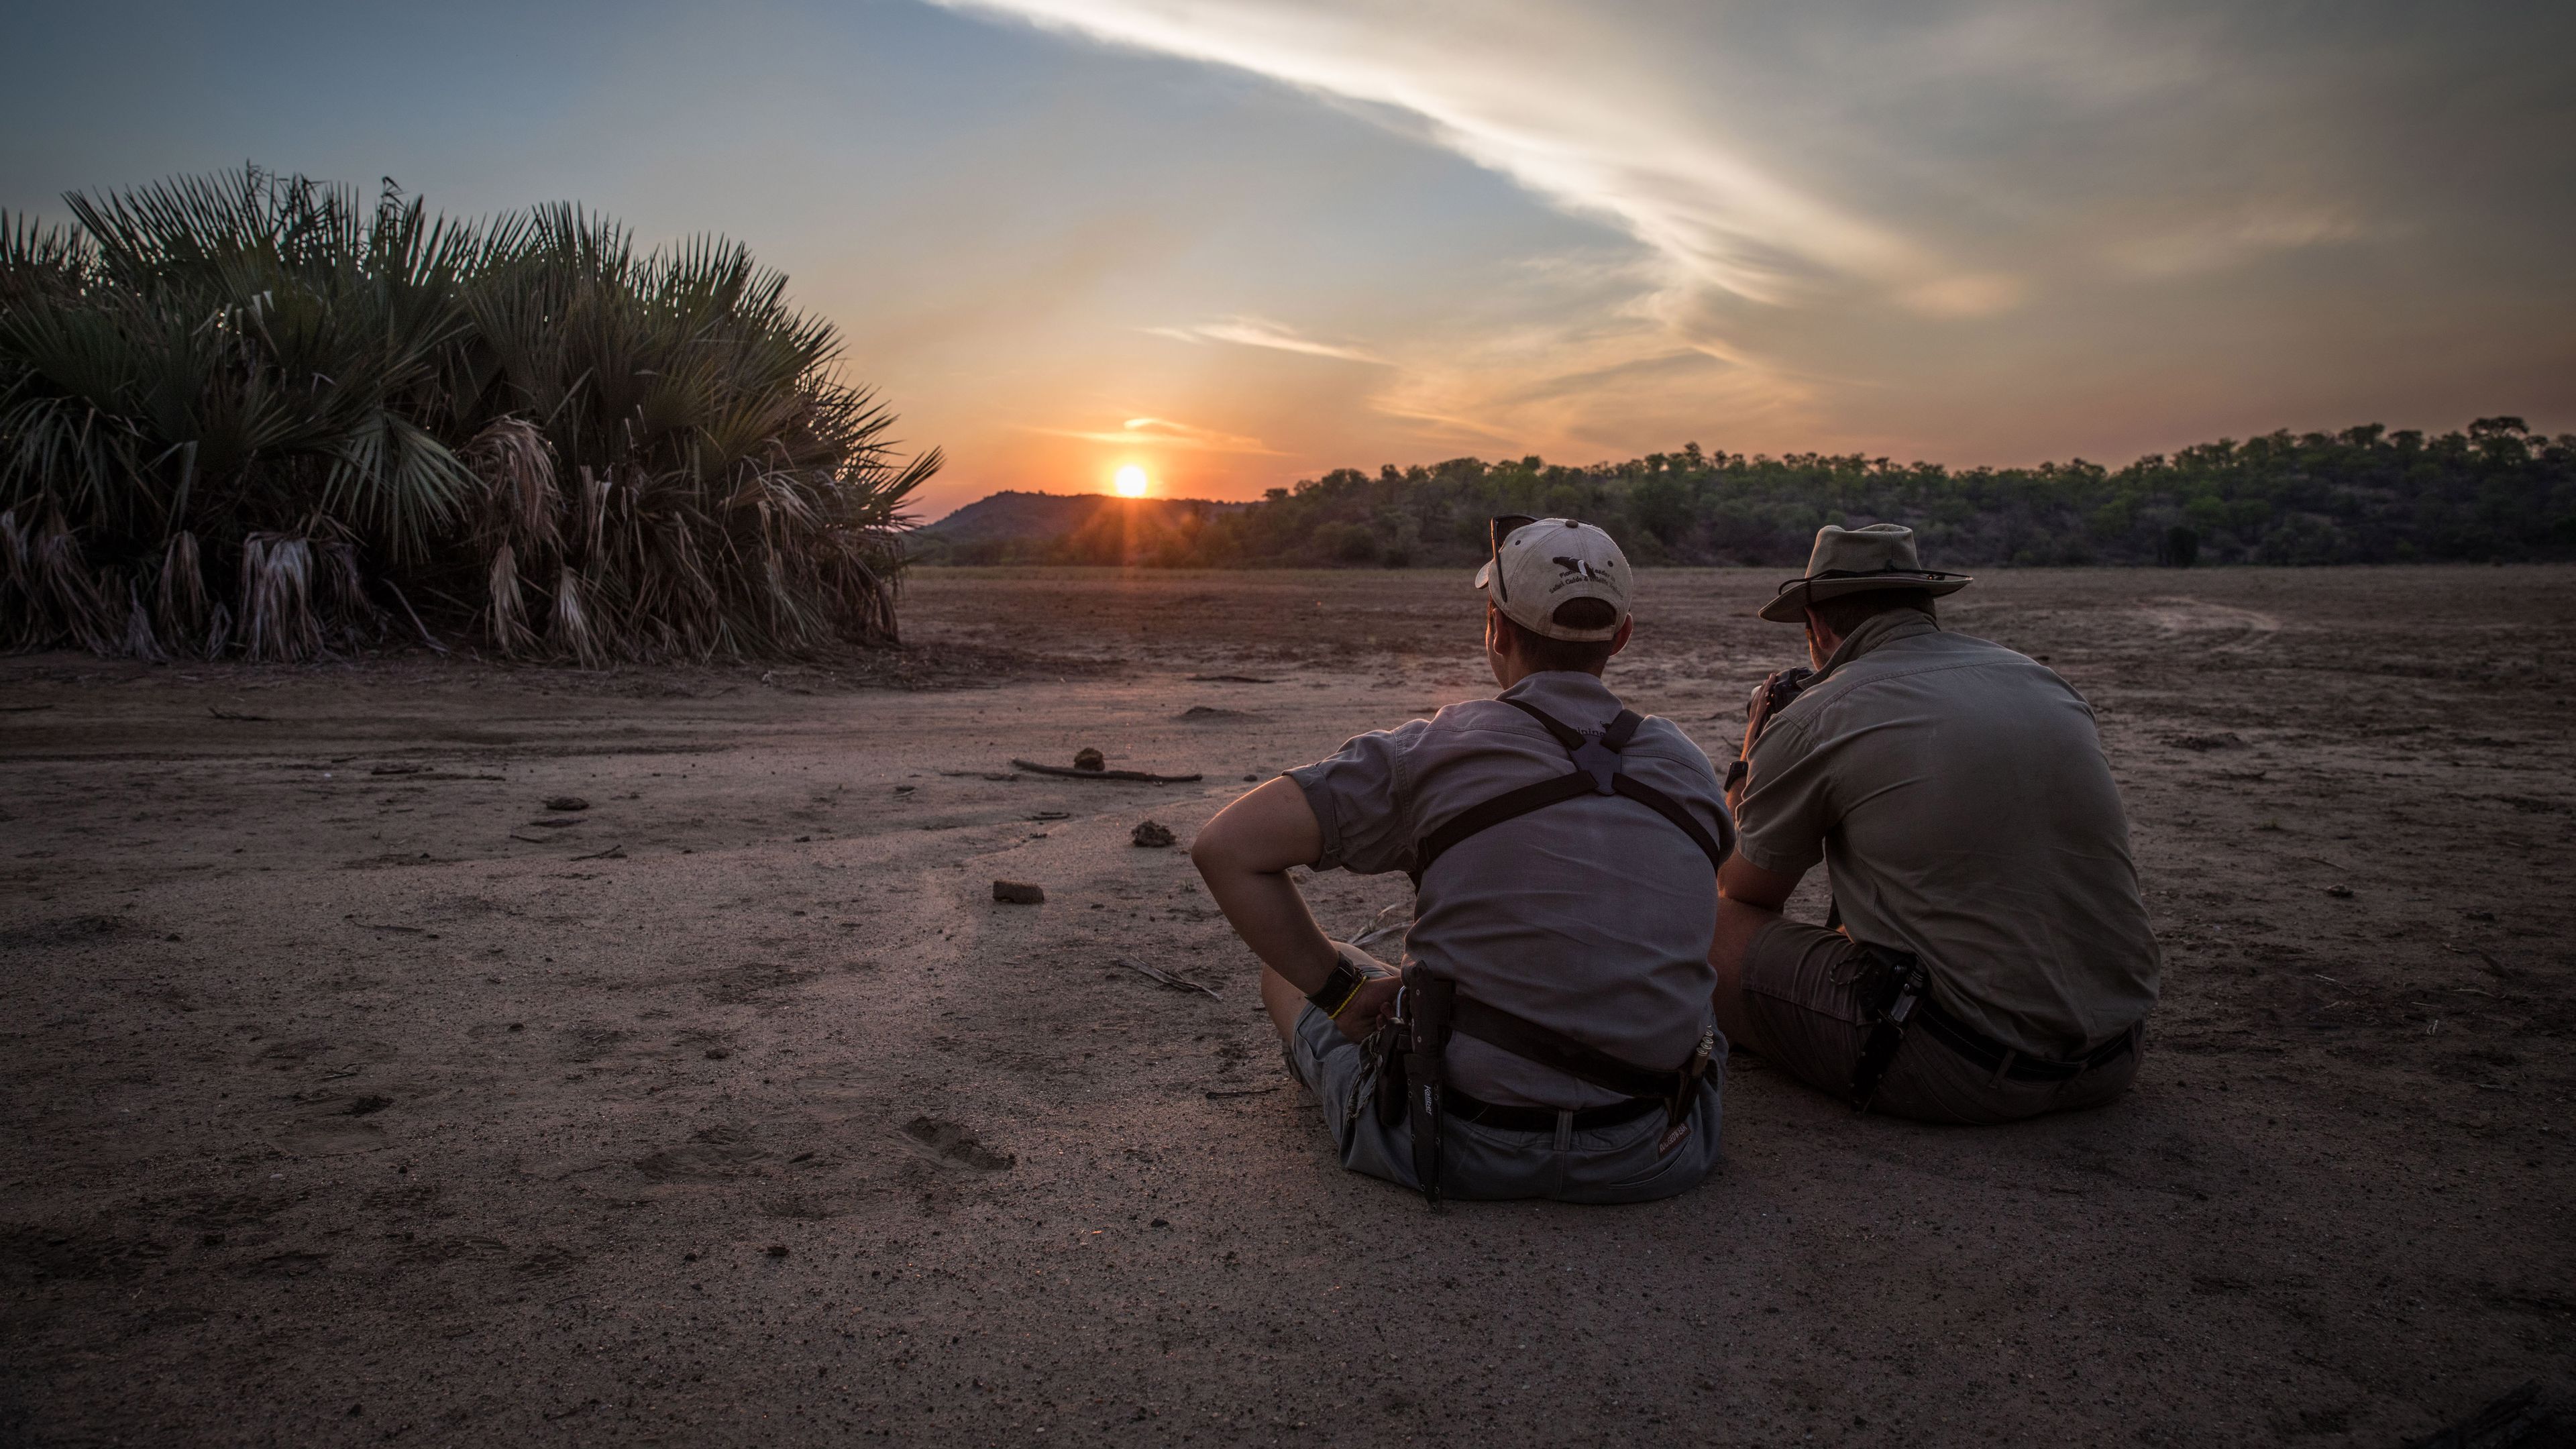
[0,166,933,663]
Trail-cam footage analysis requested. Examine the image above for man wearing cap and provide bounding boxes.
[1191,517,1732,1201]
[1712,523,2160,1122]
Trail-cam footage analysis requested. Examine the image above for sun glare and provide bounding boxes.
[1113,465,1149,498]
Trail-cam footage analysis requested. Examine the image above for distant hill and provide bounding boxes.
[910,490,1254,564]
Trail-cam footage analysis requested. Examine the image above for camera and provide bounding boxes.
[1756,665,1814,735]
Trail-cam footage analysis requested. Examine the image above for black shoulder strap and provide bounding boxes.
[1612,775,1729,874]
[1413,771,1597,879]
[1411,695,1729,879]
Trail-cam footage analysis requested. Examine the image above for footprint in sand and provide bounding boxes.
[900,1116,1014,1172]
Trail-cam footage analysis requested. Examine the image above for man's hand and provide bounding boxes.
[1743,669,1794,749]
[1323,945,1401,1042]
[1729,671,1792,812]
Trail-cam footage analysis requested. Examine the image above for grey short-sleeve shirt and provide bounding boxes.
[1736,612,2161,1057]
[1289,672,1730,1109]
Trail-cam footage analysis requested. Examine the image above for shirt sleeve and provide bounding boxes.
[1285,720,1427,875]
[1733,714,1831,876]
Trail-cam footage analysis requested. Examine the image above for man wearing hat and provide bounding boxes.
[1711,523,2160,1122]
[1191,517,1732,1201]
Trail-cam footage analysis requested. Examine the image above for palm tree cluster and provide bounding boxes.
[0,166,936,663]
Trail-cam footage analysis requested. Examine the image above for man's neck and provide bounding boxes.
[1814,609,1937,678]
[1496,664,1607,692]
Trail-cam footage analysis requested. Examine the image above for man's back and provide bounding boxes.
[1738,612,2159,1057]
[1291,670,1728,1108]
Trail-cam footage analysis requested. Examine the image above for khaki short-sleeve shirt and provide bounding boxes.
[1289,672,1729,1110]
[1736,612,2159,1056]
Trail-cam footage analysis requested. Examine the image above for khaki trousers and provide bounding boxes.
[1739,918,2142,1125]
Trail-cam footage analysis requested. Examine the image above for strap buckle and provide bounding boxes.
[1570,735,1621,794]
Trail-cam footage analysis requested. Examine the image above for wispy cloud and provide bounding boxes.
[1145,315,1387,363]
[901,0,2565,503]
[926,0,2002,318]
[1024,415,1287,454]
[2108,208,2369,279]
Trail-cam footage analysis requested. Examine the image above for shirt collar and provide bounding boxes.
[1816,609,1941,682]
[1497,669,1623,720]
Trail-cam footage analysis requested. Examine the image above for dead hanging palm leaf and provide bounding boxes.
[485,540,537,655]
[313,535,384,649]
[550,566,604,667]
[237,532,320,661]
[154,530,207,643]
[0,508,31,649]
[26,511,120,654]
[120,578,164,661]
[464,417,559,553]
[577,466,609,561]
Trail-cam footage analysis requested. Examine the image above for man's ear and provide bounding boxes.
[1485,604,1512,657]
[1802,608,1837,654]
[1607,616,1633,657]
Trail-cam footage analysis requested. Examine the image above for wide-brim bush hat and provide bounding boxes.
[1757,523,1972,623]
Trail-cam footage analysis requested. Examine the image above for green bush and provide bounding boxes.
[0,166,936,662]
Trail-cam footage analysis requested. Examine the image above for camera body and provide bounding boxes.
[1758,666,1815,734]
[1727,665,1816,796]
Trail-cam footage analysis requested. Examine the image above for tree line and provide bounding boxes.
[957,420,2575,569]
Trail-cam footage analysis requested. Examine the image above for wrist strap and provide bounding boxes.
[1307,955,1366,1019]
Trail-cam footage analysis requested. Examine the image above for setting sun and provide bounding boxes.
[1112,464,1149,497]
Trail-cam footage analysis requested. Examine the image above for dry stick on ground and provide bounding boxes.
[1350,903,1409,957]
[1116,955,1221,999]
[1010,759,1203,783]
[570,844,626,861]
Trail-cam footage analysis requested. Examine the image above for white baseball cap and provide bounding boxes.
[1473,516,1631,641]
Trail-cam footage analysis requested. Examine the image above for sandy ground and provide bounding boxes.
[3,565,2571,1448]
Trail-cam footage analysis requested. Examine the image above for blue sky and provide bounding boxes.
[6,0,2570,519]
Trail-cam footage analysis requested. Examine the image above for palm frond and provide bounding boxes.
[1,164,937,661]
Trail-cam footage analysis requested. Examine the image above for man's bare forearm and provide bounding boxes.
[1201,865,1340,994]
[1189,777,1340,995]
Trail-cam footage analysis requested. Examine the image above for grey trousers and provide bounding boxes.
[1287,1004,1723,1204]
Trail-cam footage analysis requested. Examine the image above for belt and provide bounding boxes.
[1441,1088,1666,1134]
[1911,996,2137,1082]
